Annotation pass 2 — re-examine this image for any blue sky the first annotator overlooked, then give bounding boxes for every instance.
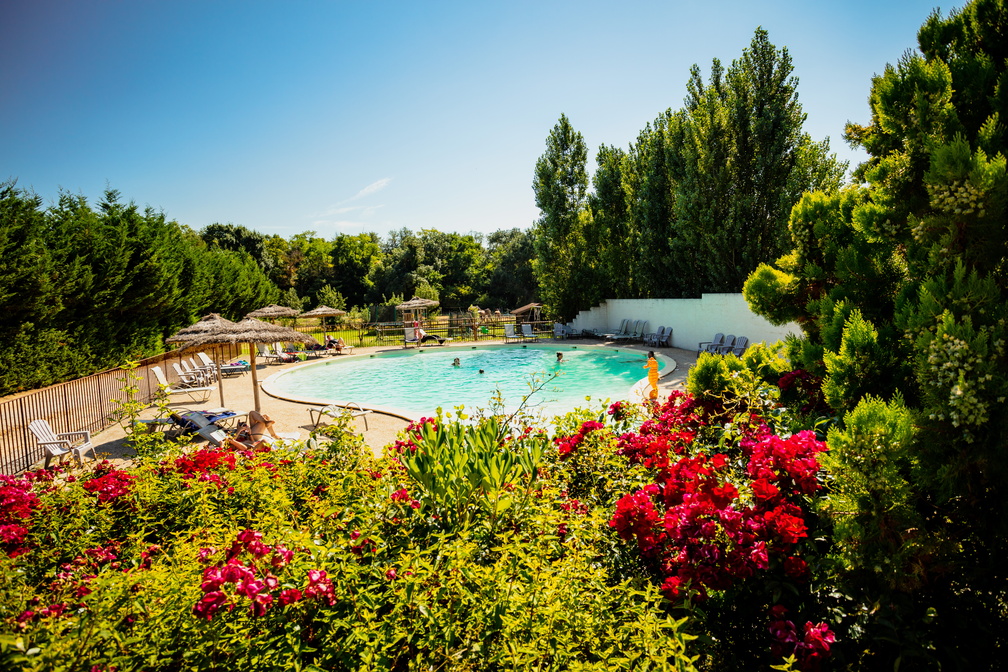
[2,0,945,239]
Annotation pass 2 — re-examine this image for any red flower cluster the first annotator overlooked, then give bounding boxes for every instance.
[390,487,420,509]
[49,542,123,599]
[744,429,825,502]
[605,392,833,669]
[777,369,830,416]
[0,474,38,557]
[349,529,377,556]
[390,417,438,454]
[607,401,630,421]
[16,602,68,629]
[608,395,827,604]
[554,420,604,458]
[194,528,333,620]
[171,447,237,478]
[615,392,703,468]
[769,605,835,671]
[81,462,135,504]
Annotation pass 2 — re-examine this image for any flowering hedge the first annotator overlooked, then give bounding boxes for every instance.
[598,392,836,671]
[0,348,859,672]
[0,413,696,671]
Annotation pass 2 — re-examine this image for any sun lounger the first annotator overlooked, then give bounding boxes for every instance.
[603,319,629,340]
[521,324,539,342]
[151,366,216,403]
[404,325,449,348]
[698,333,725,355]
[722,335,748,356]
[309,402,372,430]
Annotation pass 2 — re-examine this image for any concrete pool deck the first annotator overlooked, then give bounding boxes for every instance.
[79,339,697,469]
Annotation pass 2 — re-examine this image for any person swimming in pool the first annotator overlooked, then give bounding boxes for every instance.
[452,357,460,367]
[556,351,564,363]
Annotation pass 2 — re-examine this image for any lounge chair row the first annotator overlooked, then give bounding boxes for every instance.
[504,323,539,343]
[697,333,749,356]
[152,365,216,403]
[258,341,354,364]
[602,319,671,345]
[553,323,579,339]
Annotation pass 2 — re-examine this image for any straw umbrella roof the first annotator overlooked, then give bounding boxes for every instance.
[245,304,301,319]
[165,313,236,345]
[172,317,318,412]
[395,297,439,311]
[166,314,237,407]
[181,317,318,349]
[301,305,346,318]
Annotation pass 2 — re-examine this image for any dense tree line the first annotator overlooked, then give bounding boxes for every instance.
[1,184,539,395]
[0,185,279,395]
[745,0,1008,664]
[533,29,848,320]
[200,224,537,315]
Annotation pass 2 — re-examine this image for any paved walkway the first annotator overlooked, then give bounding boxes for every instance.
[83,340,697,468]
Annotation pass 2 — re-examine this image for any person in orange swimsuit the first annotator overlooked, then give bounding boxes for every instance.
[643,351,659,400]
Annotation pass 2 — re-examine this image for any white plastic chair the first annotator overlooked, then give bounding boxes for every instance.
[29,419,96,468]
[309,402,372,430]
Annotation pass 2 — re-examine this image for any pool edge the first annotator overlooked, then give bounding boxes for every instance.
[261,343,678,420]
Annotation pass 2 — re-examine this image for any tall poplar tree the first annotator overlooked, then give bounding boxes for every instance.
[590,144,636,298]
[532,114,591,320]
[677,29,845,293]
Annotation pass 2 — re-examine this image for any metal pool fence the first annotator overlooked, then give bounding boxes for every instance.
[0,343,244,475]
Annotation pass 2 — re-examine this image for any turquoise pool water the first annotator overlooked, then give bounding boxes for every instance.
[264,344,669,419]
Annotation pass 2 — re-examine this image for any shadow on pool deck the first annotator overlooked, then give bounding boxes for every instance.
[80,340,697,471]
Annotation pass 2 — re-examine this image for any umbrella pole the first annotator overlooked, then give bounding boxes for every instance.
[216,360,225,407]
[213,345,226,407]
[250,342,261,413]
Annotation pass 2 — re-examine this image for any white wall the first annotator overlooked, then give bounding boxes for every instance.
[568,294,801,351]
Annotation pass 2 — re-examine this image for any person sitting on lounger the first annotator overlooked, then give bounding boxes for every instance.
[227,410,282,451]
[325,336,348,353]
[413,320,446,345]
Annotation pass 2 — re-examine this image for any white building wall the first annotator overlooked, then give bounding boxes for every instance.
[568,294,802,351]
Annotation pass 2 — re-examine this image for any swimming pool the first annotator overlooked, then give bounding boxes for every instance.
[263,344,672,419]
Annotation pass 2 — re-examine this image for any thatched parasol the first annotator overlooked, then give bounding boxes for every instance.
[395,297,439,311]
[245,304,301,321]
[395,296,439,325]
[172,316,318,412]
[167,313,236,406]
[301,305,347,339]
[301,305,346,318]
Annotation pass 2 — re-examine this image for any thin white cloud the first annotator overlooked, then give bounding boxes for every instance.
[349,178,391,201]
[314,179,391,222]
